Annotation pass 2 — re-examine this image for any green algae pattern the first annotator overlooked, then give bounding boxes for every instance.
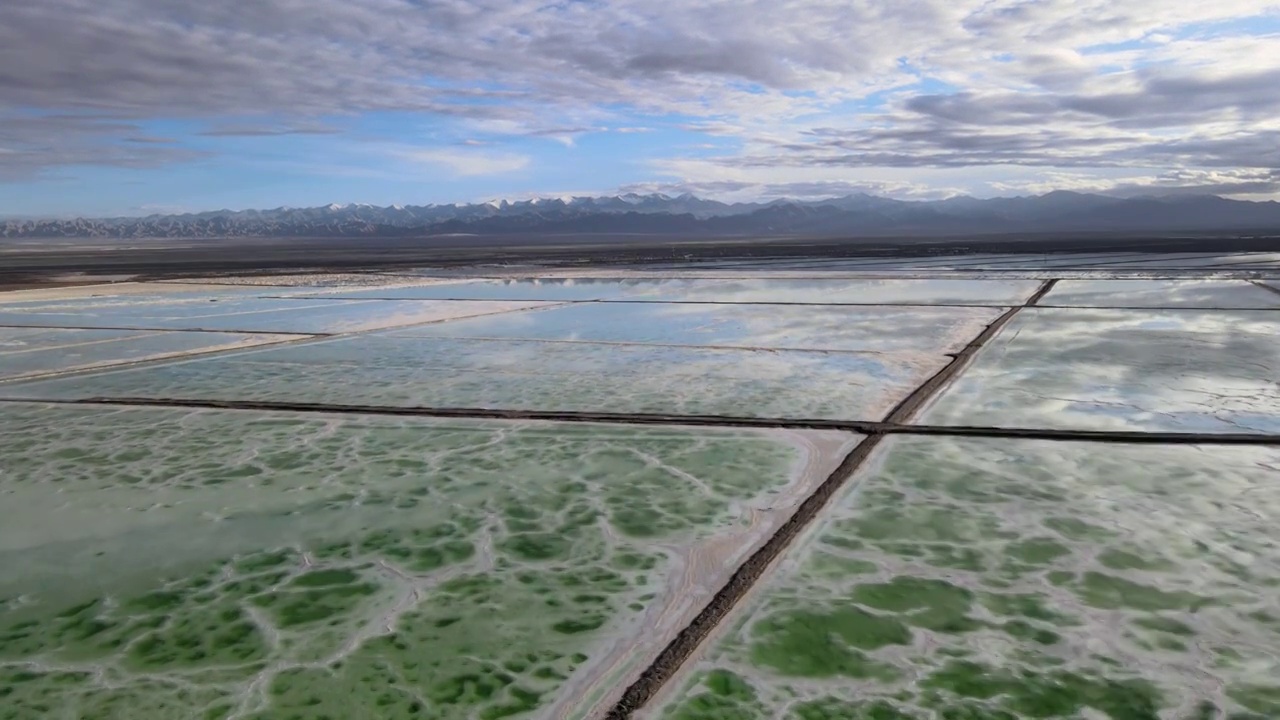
[655,437,1280,720]
[0,403,854,720]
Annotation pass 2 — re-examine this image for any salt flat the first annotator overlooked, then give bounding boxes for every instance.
[0,402,856,720]
[2,259,1278,720]
[650,437,1280,719]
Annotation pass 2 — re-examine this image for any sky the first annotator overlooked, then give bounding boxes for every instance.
[2,0,1279,217]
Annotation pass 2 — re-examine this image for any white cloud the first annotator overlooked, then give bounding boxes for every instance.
[2,0,1279,196]
[988,168,1280,198]
[132,203,195,214]
[402,148,531,176]
[12,0,1272,122]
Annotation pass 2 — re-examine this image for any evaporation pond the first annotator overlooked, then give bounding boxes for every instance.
[654,436,1280,720]
[391,302,1003,353]
[920,307,1280,433]
[297,277,1042,305]
[0,282,274,304]
[0,402,857,720]
[295,278,678,301]
[1,333,948,421]
[614,277,1042,304]
[0,292,552,334]
[0,327,300,380]
[1040,279,1280,309]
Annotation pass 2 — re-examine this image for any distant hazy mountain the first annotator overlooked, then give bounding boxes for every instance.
[4,191,1280,239]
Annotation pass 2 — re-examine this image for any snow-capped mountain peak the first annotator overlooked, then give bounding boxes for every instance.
[4,191,1278,239]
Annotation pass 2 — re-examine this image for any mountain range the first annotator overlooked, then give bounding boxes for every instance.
[4,191,1280,239]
